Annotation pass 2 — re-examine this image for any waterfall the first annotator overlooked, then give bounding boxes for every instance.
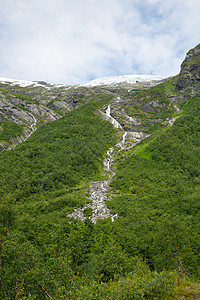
[106,105,123,129]
[68,104,129,223]
[122,131,127,144]
[105,104,128,152]
[25,113,37,141]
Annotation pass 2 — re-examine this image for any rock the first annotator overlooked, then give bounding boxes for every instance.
[111,106,142,131]
[67,180,112,224]
[68,105,151,224]
[48,100,72,112]
[0,141,9,151]
[0,99,33,124]
[0,97,60,123]
[176,43,200,95]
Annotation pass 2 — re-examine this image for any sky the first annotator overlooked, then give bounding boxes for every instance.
[0,0,200,85]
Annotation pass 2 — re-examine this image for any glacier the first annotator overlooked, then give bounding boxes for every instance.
[83,74,165,87]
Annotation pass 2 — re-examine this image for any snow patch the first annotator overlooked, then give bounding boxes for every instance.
[82,74,164,87]
[0,77,75,90]
[0,77,47,87]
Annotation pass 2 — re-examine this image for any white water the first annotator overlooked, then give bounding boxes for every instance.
[105,105,123,129]
[25,113,37,140]
[102,105,129,170]
[111,213,118,222]
[106,147,114,171]
[174,105,180,113]
[68,104,155,223]
[68,105,129,223]
[6,113,37,150]
[68,103,178,224]
[122,131,127,144]
[105,105,127,154]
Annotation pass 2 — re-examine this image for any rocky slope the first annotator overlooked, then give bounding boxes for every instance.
[0,76,168,150]
[1,43,200,150]
[176,43,200,96]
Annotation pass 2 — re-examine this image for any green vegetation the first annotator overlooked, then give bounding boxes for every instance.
[0,101,117,199]
[14,92,40,105]
[181,43,200,71]
[150,75,178,96]
[118,78,180,133]
[0,78,200,298]
[0,85,40,105]
[83,207,93,217]
[0,119,24,144]
[110,93,200,278]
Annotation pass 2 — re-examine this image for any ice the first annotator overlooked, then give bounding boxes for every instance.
[0,77,46,87]
[82,74,164,87]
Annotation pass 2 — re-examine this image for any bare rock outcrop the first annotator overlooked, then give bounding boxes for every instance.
[176,43,200,96]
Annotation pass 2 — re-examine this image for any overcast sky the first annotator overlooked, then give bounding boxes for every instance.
[0,0,199,85]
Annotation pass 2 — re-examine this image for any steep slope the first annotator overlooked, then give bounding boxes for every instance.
[1,44,200,299]
[176,43,200,96]
[0,76,166,150]
[0,73,174,151]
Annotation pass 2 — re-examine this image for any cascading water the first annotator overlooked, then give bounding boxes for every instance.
[105,105,123,129]
[27,114,37,138]
[105,105,127,151]
[7,113,37,150]
[68,104,155,223]
[122,132,127,144]
[68,104,128,223]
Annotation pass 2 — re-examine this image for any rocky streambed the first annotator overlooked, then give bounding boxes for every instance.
[68,105,149,223]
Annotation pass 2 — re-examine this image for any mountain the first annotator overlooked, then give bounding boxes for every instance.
[82,74,165,86]
[176,43,200,94]
[0,73,168,150]
[1,44,200,299]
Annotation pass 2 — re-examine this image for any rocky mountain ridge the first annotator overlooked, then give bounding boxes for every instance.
[176,43,200,95]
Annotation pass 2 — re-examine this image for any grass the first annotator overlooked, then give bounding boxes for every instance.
[131,142,151,159]
[150,76,178,96]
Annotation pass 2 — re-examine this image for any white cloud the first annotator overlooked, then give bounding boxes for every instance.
[0,0,199,84]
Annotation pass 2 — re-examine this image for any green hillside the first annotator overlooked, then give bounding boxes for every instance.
[110,92,200,273]
[1,45,200,299]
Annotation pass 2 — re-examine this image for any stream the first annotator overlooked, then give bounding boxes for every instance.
[25,113,37,140]
[68,103,179,223]
[7,113,37,150]
[68,105,129,223]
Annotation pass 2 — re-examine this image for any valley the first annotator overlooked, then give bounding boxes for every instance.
[0,44,200,299]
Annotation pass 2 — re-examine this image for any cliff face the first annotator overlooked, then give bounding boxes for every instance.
[176,43,200,95]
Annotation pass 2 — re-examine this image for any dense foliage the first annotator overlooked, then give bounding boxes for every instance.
[0,119,24,144]
[0,101,116,199]
[0,88,200,298]
[110,93,200,276]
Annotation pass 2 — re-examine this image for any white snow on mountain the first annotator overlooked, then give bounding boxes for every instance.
[0,74,165,88]
[0,77,47,87]
[83,74,165,87]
